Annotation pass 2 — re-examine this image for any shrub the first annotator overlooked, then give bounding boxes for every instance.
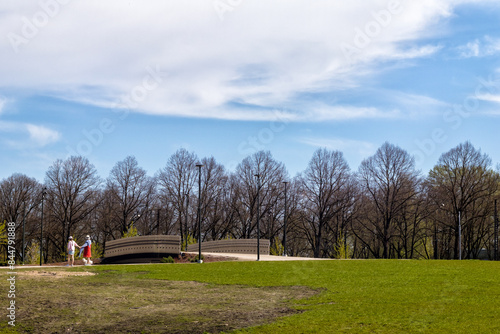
[190,254,204,263]
[122,222,138,238]
[270,236,284,256]
[333,232,351,259]
[92,242,104,259]
[0,220,7,246]
[25,240,41,265]
[182,233,197,251]
[161,256,175,263]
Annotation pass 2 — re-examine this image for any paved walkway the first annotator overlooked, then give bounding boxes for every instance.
[186,252,330,262]
[1,253,329,269]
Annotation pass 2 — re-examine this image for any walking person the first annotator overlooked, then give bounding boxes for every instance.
[67,236,80,267]
[79,235,93,265]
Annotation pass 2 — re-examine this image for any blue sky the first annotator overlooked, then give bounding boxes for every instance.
[1,1,500,182]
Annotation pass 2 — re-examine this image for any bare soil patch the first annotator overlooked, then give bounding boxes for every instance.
[4,269,317,333]
[18,270,96,278]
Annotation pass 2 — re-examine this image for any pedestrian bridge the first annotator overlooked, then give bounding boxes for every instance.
[187,239,270,255]
[102,235,181,264]
[101,235,269,264]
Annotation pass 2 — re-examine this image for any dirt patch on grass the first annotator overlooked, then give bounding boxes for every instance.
[18,270,96,278]
[4,270,318,333]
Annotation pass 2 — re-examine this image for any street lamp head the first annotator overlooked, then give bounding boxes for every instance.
[254,174,260,178]
[196,164,204,168]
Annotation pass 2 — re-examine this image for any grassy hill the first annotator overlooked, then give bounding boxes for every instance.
[2,260,499,333]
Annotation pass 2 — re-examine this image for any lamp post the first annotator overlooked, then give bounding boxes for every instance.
[458,210,462,260]
[254,174,260,261]
[283,181,288,257]
[184,194,189,251]
[22,201,26,264]
[196,163,203,263]
[40,187,47,266]
[156,208,161,235]
[433,219,438,260]
[494,199,498,261]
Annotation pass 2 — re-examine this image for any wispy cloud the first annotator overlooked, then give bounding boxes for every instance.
[476,93,500,116]
[304,105,400,121]
[390,45,443,60]
[0,97,5,115]
[0,121,61,148]
[0,1,466,122]
[388,91,448,118]
[477,93,500,103]
[457,36,500,58]
[25,124,61,146]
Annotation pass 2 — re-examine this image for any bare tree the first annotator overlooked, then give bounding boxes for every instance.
[107,156,156,235]
[297,148,352,258]
[0,173,41,223]
[0,173,42,260]
[283,177,312,257]
[355,142,420,259]
[392,184,430,259]
[45,156,102,258]
[94,188,121,241]
[158,148,198,249]
[198,156,229,241]
[427,141,499,259]
[231,151,288,242]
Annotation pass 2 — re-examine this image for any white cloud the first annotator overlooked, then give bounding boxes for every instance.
[387,91,449,118]
[0,121,61,148]
[304,105,400,121]
[457,36,500,58]
[459,40,481,58]
[390,45,443,59]
[477,93,500,103]
[0,101,4,117]
[0,0,487,121]
[25,124,61,146]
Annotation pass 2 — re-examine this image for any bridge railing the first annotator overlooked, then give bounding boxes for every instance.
[104,235,181,259]
[187,239,270,255]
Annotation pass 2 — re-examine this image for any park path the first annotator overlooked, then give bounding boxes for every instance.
[1,253,330,269]
[186,252,331,262]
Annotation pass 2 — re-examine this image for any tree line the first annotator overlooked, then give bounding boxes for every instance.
[1,141,499,263]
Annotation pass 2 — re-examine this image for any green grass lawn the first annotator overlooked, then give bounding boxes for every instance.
[2,260,499,333]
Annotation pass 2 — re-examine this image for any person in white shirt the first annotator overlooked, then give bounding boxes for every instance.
[67,236,80,267]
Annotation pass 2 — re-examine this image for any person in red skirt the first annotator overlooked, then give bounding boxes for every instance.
[79,235,92,265]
